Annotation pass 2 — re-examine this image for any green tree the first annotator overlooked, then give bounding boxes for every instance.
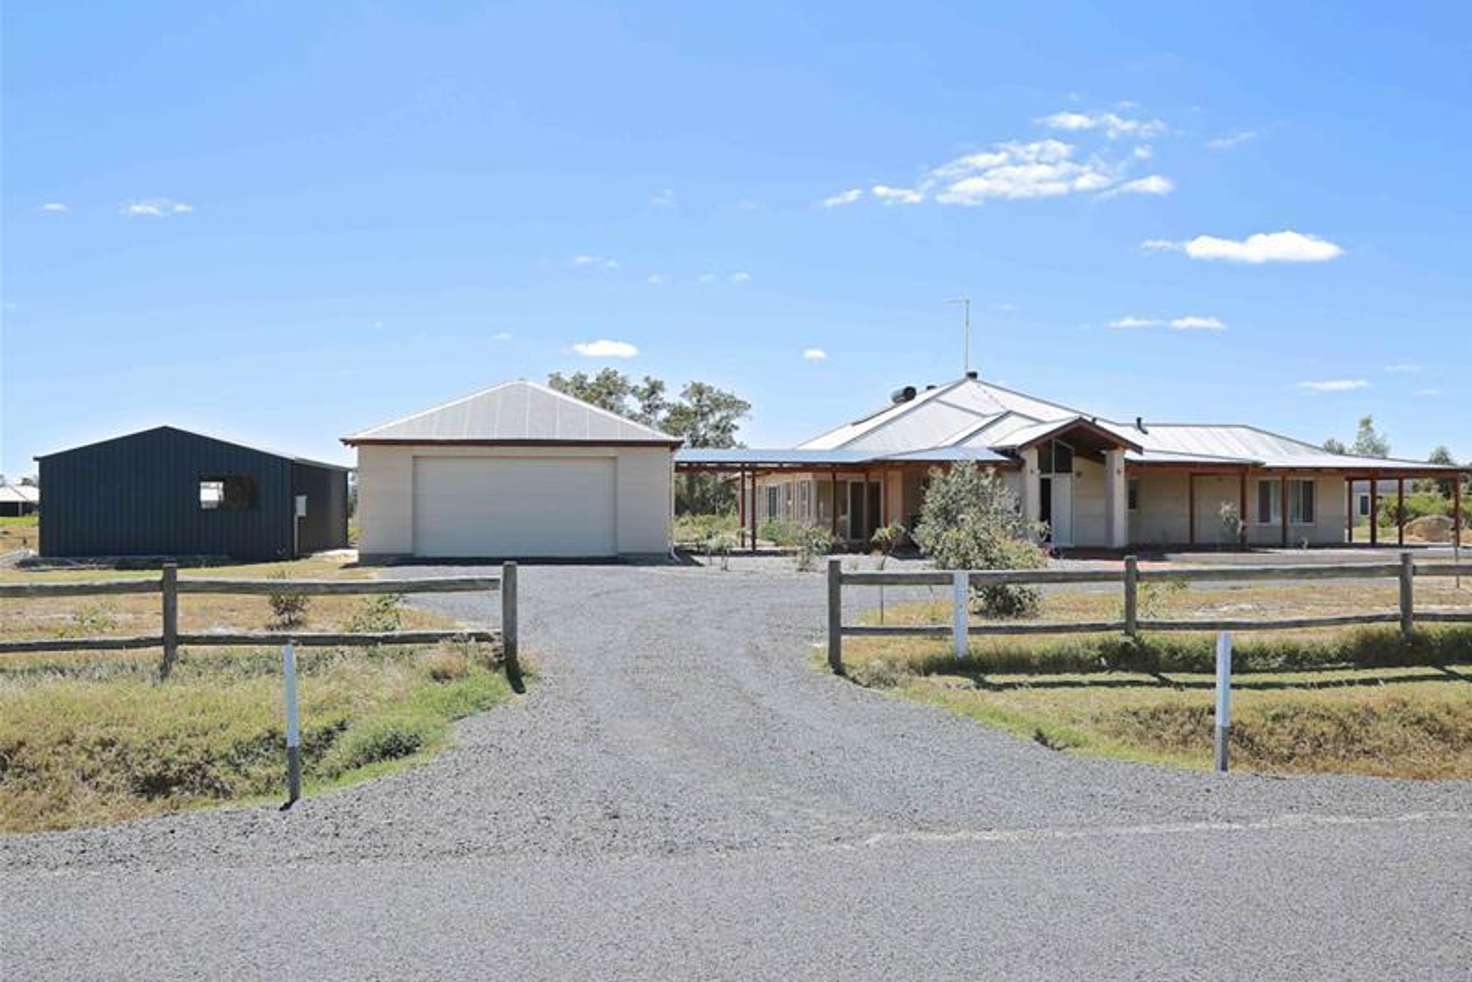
[1322,437,1348,455]
[911,463,1048,618]
[1421,445,1462,498]
[1352,415,1390,458]
[547,370,751,514]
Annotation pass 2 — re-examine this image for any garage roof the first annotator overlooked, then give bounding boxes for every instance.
[344,379,682,446]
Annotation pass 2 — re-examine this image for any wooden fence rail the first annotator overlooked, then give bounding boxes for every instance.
[0,563,520,684]
[826,554,1472,674]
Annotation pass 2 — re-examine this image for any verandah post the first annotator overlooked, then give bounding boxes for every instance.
[826,557,844,675]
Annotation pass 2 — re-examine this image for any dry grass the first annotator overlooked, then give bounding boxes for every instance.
[0,554,445,646]
[0,516,39,552]
[0,555,514,833]
[841,581,1472,780]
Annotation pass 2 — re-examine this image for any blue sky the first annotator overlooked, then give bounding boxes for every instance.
[3,1,1469,477]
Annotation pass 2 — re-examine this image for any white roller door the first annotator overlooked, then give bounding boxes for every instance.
[412,456,616,557]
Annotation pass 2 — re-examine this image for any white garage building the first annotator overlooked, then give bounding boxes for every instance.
[346,380,679,560]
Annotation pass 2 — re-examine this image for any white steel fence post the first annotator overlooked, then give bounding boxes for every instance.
[282,641,302,806]
[953,570,969,659]
[1214,631,1232,772]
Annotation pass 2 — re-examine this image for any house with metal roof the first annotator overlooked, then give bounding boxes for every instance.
[344,380,680,559]
[35,426,350,560]
[676,372,1465,552]
[0,481,40,517]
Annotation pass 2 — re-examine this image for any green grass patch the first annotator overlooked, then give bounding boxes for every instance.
[0,643,511,833]
[841,589,1472,779]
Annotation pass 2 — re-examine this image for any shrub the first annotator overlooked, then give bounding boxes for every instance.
[911,463,1049,618]
[794,526,834,571]
[674,512,739,545]
[321,716,428,776]
[705,532,737,570]
[266,568,310,628]
[418,650,469,682]
[346,593,406,633]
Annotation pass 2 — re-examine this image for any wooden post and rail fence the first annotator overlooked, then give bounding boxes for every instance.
[0,562,521,686]
[826,553,1472,676]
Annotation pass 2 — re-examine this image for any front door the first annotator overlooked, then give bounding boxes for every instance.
[847,481,865,541]
[1051,476,1074,547]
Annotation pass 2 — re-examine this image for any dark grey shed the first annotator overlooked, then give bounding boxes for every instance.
[36,426,350,560]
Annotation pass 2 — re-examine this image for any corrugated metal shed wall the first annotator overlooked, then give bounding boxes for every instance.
[290,462,349,553]
[38,427,294,559]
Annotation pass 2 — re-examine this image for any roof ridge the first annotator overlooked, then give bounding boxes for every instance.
[799,378,967,449]
[346,380,522,440]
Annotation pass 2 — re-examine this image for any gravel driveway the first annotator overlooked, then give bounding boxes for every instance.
[5,557,1470,980]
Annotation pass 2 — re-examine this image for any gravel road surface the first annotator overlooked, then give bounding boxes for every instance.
[5,557,1470,980]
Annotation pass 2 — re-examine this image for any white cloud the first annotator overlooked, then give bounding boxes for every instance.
[1415,388,1441,397]
[871,184,924,204]
[1206,130,1258,150]
[1037,110,1166,139]
[1296,379,1368,393]
[1133,144,1153,160]
[697,273,718,284]
[491,331,512,341]
[572,254,620,270]
[822,188,864,208]
[650,188,676,208]
[572,339,638,358]
[1383,363,1421,373]
[728,271,751,284]
[646,273,668,286]
[120,198,193,217]
[927,140,1116,204]
[1169,315,1226,330]
[1109,174,1174,196]
[802,348,828,361]
[1141,230,1345,263]
[1109,316,1162,328]
[39,202,69,213]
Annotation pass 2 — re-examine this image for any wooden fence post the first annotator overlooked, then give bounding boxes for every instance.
[1123,555,1139,639]
[827,557,844,674]
[159,563,179,680]
[501,562,520,687]
[1399,551,1414,640]
[1214,632,1232,772]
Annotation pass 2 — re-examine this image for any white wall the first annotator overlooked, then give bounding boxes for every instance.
[356,443,672,557]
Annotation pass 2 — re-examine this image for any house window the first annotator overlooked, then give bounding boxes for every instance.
[766,486,779,520]
[1037,440,1073,475]
[1290,480,1316,525]
[200,475,257,511]
[1256,480,1280,525]
[1127,479,1139,511]
[1358,493,1371,517]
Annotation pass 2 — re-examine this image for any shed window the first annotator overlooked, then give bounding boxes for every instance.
[200,475,257,511]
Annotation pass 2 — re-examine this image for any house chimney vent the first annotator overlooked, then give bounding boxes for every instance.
[965,370,979,380]
[1136,416,1148,433]
[891,386,918,405]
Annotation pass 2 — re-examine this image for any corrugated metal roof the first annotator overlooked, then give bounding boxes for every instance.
[674,446,1010,467]
[345,380,680,445]
[0,483,39,504]
[790,376,1463,471]
[35,425,351,471]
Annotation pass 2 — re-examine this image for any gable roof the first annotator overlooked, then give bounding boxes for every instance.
[343,379,681,446]
[35,425,350,471]
[795,376,1463,472]
[0,483,39,504]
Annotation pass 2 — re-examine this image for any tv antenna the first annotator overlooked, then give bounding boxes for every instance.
[945,296,972,375]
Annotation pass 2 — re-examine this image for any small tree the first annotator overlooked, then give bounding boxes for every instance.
[870,523,906,623]
[1352,415,1390,458]
[1218,502,1244,548]
[911,463,1048,618]
[266,568,311,628]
